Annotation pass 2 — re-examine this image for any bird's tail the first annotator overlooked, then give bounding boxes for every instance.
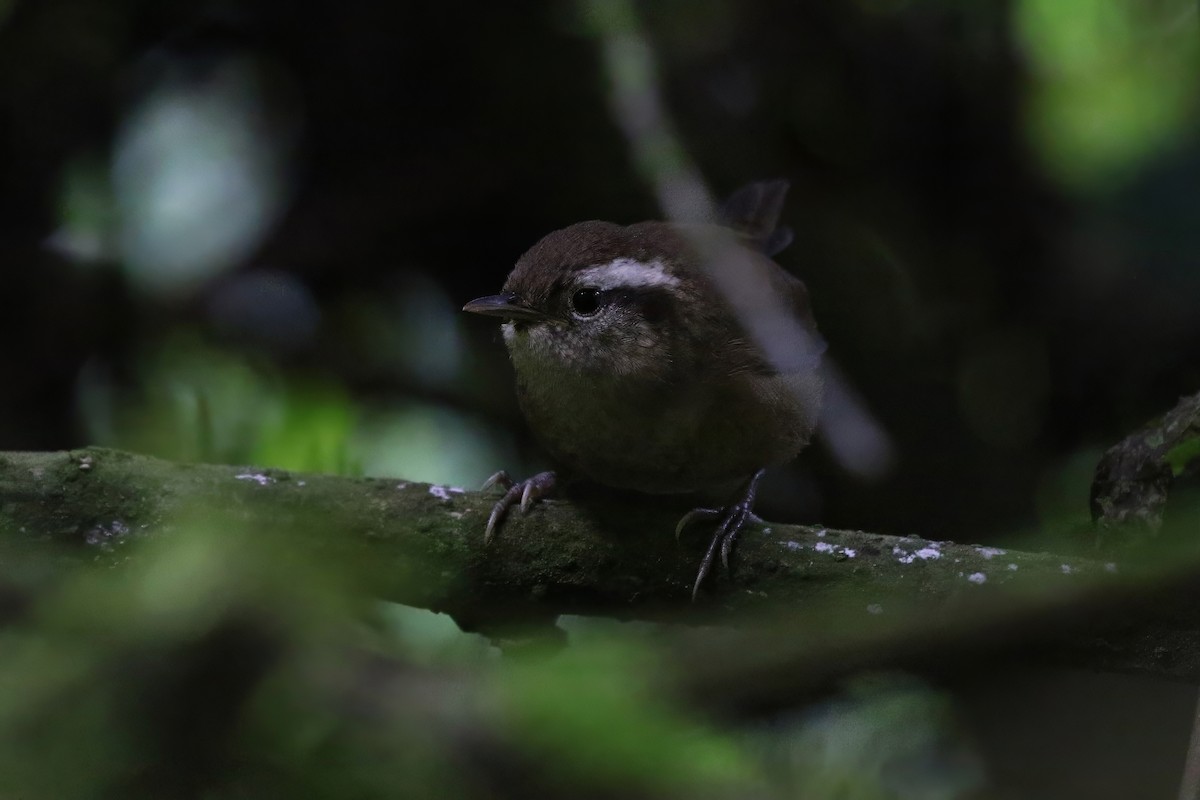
[717,179,794,256]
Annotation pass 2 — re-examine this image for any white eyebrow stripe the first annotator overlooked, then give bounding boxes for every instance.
[576,258,680,291]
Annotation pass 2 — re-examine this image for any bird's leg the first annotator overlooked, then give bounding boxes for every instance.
[676,469,766,600]
[481,470,557,543]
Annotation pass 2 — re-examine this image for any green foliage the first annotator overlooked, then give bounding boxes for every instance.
[749,677,985,800]
[0,525,773,799]
[1017,0,1200,190]
[501,641,757,797]
[55,155,118,262]
[0,525,358,797]
[1166,437,1200,477]
[78,334,513,487]
[354,403,512,489]
[80,335,360,473]
[251,382,361,476]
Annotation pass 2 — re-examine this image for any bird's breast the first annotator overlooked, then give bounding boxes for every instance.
[512,356,822,494]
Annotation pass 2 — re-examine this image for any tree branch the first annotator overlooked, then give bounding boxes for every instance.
[1,447,1198,698]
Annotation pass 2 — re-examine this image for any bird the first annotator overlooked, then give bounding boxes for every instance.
[463,180,824,598]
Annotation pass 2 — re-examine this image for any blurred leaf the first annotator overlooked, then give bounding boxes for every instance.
[80,334,276,463]
[81,335,360,473]
[749,676,986,800]
[375,601,498,665]
[48,155,117,264]
[1035,447,1106,539]
[356,403,513,487]
[80,334,522,482]
[1166,437,1200,477]
[500,640,758,798]
[1018,0,1200,190]
[251,382,361,475]
[0,524,362,798]
[0,520,774,799]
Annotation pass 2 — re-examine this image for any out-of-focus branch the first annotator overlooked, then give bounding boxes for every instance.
[1092,390,1200,547]
[3,448,1200,698]
[1087,390,1200,800]
[579,0,895,478]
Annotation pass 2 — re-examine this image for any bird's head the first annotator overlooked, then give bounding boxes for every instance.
[464,220,705,381]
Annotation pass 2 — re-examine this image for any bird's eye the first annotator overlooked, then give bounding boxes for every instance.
[570,287,603,317]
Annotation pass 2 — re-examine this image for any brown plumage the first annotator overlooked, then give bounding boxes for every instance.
[464,180,824,597]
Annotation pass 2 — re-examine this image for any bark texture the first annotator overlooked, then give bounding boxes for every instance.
[2,447,1199,700]
[1092,390,1200,547]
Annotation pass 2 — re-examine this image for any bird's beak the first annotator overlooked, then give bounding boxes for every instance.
[462,292,546,322]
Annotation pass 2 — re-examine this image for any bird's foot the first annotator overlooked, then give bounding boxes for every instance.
[675,469,766,600]
[481,470,557,544]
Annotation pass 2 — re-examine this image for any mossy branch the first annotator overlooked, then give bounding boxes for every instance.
[1,447,1198,701]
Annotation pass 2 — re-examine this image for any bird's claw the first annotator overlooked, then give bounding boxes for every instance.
[520,480,539,513]
[678,469,766,600]
[674,508,721,540]
[675,507,764,540]
[690,506,752,600]
[482,471,556,544]
[482,470,515,492]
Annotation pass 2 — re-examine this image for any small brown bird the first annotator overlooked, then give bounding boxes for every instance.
[464,180,824,597]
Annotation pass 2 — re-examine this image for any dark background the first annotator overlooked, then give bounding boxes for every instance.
[1,1,1199,797]
[3,0,1197,548]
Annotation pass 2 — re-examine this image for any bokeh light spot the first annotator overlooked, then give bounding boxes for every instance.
[112,56,299,295]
